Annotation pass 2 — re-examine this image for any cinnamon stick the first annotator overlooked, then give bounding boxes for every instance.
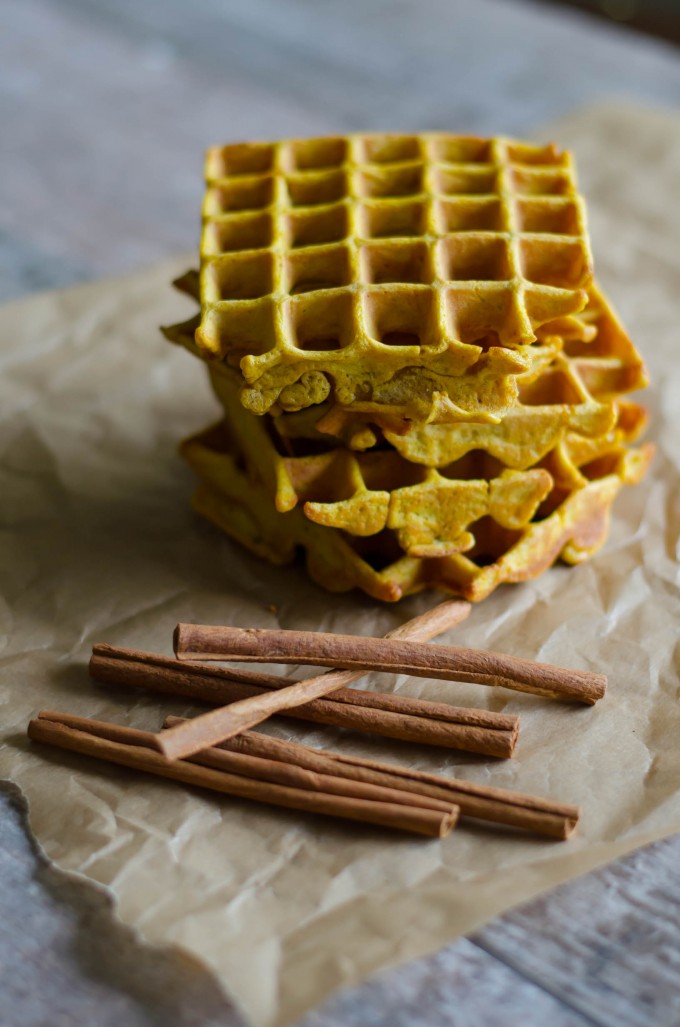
[163,715,579,839]
[90,646,518,760]
[28,711,458,838]
[174,623,606,706]
[157,601,473,759]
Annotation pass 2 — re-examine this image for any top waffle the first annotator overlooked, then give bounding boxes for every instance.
[197,133,593,416]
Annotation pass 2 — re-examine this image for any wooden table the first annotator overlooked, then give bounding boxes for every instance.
[2,1,679,1024]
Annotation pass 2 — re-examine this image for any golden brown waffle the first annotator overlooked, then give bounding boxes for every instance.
[381,280,649,465]
[165,274,643,438]
[225,280,646,466]
[163,135,650,603]
[195,134,593,417]
[204,356,650,555]
[165,270,561,424]
[201,361,555,557]
[179,409,652,603]
[165,271,651,575]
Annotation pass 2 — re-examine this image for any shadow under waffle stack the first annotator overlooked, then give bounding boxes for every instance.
[162,132,652,602]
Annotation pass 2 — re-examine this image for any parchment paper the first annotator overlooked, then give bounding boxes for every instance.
[1,103,679,1027]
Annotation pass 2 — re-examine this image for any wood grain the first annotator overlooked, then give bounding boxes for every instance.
[474,833,680,1027]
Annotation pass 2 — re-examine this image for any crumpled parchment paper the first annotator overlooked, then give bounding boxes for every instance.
[1,103,679,1027]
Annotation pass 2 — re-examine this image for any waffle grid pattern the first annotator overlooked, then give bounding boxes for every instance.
[198,134,593,414]
[161,132,651,603]
[166,279,648,458]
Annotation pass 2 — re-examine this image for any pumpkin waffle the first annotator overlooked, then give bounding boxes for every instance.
[194,133,593,418]
[165,269,563,425]
[164,278,647,464]
[196,360,552,556]
[162,133,650,602]
[379,279,648,464]
[197,360,649,556]
[269,283,646,458]
[179,406,652,603]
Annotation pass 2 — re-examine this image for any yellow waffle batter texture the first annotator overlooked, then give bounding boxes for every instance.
[162,132,652,602]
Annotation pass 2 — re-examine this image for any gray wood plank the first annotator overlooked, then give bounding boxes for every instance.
[473,833,680,1027]
[5,771,680,1027]
[299,936,595,1027]
[0,0,331,298]
[58,0,680,126]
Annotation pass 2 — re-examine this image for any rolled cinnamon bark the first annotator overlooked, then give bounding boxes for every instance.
[90,646,518,761]
[174,623,606,705]
[28,711,458,838]
[163,715,579,840]
[99,600,475,762]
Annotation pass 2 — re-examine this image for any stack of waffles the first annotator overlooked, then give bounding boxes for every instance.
[163,133,652,602]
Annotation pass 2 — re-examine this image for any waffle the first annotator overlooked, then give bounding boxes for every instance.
[163,133,650,602]
[201,354,649,552]
[165,270,563,425]
[166,273,650,571]
[197,360,553,555]
[265,280,647,463]
[179,409,652,603]
[166,273,643,446]
[382,279,648,464]
[194,133,593,418]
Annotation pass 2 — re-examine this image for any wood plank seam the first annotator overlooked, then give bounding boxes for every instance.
[470,937,626,1027]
